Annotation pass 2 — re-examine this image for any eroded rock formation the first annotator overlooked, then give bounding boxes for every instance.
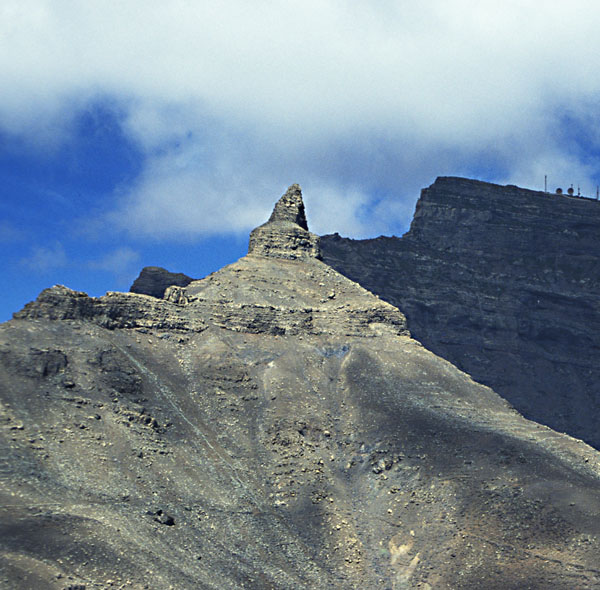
[2,183,600,589]
[248,184,322,259]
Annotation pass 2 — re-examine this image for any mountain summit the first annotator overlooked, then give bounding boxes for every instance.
[2,183,600,589]
[266,183,309,228]
[248,184,322,259]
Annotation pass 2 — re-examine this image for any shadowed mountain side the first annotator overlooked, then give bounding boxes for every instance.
[2,184,600,589]
[321,177,600,449]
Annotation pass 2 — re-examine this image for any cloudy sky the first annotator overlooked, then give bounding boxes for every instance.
[2,1,600,320]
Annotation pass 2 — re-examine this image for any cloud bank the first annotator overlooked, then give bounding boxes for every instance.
[3,1,600,237]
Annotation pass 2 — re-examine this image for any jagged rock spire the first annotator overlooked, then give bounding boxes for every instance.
[248,184,322,260]
[267,184,309,229]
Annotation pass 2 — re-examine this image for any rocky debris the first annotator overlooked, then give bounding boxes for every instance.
[179,254,408,337]
[148,509,175,526]
[93,348,144,398]
[130,266,194,298]
[0,347,67,378]
[248,184,322,259]
[2,183,600,589]
[321,176,600,449]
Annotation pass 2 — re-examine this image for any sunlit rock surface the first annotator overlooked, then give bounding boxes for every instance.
[2,183,600,589]
[248,184,322,260]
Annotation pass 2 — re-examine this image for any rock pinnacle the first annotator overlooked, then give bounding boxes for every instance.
[248,184,322,259]
[267,184,309,229]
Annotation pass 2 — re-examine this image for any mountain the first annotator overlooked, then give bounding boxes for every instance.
[321,177,600,449]
[2,184,600,589]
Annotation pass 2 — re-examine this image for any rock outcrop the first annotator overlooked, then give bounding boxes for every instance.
[321,176,600,448]
[2,183,600,589]
[130,266,194,298]
[16,264,407,339]
[248,184,322,259]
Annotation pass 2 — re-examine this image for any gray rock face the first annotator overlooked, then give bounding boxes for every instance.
[248,184,322,259]
[321,176,600,448]
[266,183,309,228]
[130,266,194,298]
[2,184,600,589]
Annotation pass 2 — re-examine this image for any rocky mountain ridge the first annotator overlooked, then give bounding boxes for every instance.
[2,184,600,589]
[248,183,322,260]
[321,177,600,448]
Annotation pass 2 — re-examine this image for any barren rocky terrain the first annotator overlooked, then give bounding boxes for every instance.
[322,177,600,449]
[2,184,600,589]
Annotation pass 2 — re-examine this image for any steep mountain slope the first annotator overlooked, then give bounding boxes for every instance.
[321,177,600,448]
[2,185,600,589]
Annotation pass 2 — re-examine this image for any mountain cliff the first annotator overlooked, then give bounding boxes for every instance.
[321,177,600,449]
[2,185,600,589]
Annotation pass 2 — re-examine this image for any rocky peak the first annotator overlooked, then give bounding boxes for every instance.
[248,184,321,259]
[267,183,309,229]
[5,177,600,589]
[14,182,407,338]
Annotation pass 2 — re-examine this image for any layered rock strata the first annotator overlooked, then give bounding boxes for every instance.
[2,183,600,589]
[16,260,408,338]
[321,176,600,448]
[248,184,322,259]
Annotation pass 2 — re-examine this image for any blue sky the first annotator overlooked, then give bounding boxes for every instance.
[3,1,600,321]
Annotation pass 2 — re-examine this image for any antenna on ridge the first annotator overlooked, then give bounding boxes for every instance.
[544,175,547,192]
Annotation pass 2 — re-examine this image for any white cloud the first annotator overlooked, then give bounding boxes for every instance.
[89,246,140,285]
[108,144,278,239]
[302,183,374,238]
[89,246,139,271]
[20,242,67,272]
[3,1,600,236]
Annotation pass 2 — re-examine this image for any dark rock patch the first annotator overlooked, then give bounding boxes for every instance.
[130,266,194,299]
[321,176,600,448]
